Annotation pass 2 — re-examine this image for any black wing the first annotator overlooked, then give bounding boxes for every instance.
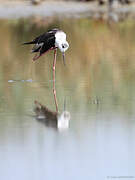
[32,35,55,54]
[23,28,59,52]
[33,28,59,44]
[23,28,59,61]
[31,29,59,54]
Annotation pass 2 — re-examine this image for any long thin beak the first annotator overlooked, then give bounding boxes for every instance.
[62,52,66,66]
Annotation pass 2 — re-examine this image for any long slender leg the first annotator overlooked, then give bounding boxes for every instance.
[53,49,58,113]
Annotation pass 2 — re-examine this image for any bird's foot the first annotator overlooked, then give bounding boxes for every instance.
[33,53,41,61]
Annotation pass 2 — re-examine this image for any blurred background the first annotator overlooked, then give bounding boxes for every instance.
[0,1,135,180]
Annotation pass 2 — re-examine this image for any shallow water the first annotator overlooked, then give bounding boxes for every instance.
[0,18,135,180]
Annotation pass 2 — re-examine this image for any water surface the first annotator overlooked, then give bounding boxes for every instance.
[0,19,135,180]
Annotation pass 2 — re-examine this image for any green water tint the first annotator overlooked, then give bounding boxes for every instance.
[0,18,135,114]
[0,18,135,180]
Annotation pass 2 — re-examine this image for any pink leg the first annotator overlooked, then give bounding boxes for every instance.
[53,49,58,113]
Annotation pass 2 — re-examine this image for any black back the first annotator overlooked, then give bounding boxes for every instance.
[33,28,59,44]
[24,28,60,55]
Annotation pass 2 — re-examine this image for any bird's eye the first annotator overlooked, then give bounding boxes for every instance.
[62,43,68,49]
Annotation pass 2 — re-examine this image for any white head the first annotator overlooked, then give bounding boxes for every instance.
[57,111,70,130]
[55,31,69,65]
[55,31,69,52]
[58,41,69,53]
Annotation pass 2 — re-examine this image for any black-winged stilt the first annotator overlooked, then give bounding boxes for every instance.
[23,28,69,112]
[23,28,69,64]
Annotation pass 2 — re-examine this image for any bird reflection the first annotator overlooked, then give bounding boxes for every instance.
[34,100,70,130]
[34,69,70,130]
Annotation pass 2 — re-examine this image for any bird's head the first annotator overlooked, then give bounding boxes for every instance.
[58,41,69,53]
[57,111,70,130]
[58,41,69,65]
[55,31,69,65]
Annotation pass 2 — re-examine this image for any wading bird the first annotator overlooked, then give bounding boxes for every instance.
[23,28,69,66]
[23,28,69,112]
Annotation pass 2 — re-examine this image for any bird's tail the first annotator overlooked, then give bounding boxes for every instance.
[22,41,35,45]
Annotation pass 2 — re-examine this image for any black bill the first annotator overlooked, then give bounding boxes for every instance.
[62,52,66,66]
